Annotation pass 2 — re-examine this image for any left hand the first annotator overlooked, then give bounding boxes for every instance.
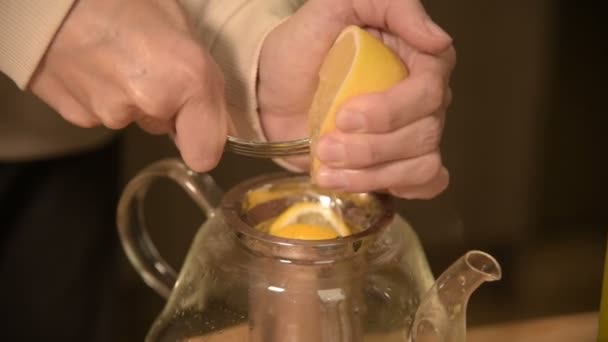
[257,0,456,199]
[29,0,231,172]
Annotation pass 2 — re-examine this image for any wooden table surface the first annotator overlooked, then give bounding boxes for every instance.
[189,311,599,341]
[468,311,598,342]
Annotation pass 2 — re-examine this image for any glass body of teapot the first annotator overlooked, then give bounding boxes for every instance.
[117,159,501,342]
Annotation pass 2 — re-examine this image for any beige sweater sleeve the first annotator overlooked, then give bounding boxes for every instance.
[0,0,302,151]
[0,0,76,89]
[180,0,302,141]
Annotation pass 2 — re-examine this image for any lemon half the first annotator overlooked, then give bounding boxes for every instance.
[268,202,351,240]
[309,25,409,174]
[258,26,406,241]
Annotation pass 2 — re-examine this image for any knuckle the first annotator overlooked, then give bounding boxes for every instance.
[181,58,209,86]
[385,110,403,132]
[378,94,404,132]
[136,99,158,118]
[363,140,378,165]
[372,96,392,131]
[180,47,223,90]
[412,152,442,185]
[180,56,225,106]
[421,75,445,113]
[132,90,173,120]
[445,87,453,108]
[352,171,377,192]
[100,115,131,129]
[137,117,172,135]
[97,106,133,129]
[131,47,217,119]
[333,169,368,193]
[79,118,100,128]
[445,46,457,68]
[416,116,442,152]
[66,114,99,128]
[349,137,375,167]
[349,94,386,132]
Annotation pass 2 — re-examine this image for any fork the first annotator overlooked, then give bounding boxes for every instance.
[224,135,310,158]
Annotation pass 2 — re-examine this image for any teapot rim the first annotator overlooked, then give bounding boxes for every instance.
[219,172,395,262]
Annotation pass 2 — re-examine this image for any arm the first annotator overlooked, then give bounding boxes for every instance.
[0,0,76,88]
[188,0,456,199]
[179,0,303,142]
[1,0,300,172]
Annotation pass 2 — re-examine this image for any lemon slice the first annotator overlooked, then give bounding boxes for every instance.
[244,183,308,210]
[271,224,339,240]
[309,25,409,175]
[268,202,351,239]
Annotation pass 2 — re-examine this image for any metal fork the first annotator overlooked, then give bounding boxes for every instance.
[224,135,310,158]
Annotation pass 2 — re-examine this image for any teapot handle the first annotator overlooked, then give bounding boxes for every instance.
[116,158,223,298]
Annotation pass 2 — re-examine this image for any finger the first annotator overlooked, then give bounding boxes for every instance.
[57,99,100,128]
[95,103,140,130]
[336,74,452,133]
[335,47,454,134]
[174,94,227,172]
[349,0,452,54]
[373,31,457,80]
[317,112,444,168]
[388,166,450,199]
[407,46,457,82]
[30,76,100,128]
[89,85,138,129]
[315,151,443,192]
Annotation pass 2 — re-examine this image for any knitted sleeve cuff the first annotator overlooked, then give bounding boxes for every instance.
[0,0,76,89]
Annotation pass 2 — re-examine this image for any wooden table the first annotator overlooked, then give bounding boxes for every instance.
[468,312,598,342]
[188,312,599,341]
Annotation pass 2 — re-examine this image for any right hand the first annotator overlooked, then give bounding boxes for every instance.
[29,0,230,172]
[257,0,455,199]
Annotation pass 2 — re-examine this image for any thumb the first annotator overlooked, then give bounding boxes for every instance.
[174,93,228,173]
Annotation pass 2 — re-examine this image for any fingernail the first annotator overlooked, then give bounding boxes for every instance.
[315,168,348,189]
[424,17,450,40]
[316,137,345,165]
[336,109,366,132]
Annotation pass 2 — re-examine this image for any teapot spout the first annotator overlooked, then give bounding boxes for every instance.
[412,251,502,342]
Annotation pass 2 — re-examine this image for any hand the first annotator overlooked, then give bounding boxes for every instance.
[258,0,456,199]
[29,0,230,172]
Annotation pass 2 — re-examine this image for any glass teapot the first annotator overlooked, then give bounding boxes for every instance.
[117,159,502,342]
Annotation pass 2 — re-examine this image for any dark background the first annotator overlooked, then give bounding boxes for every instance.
[111,0,607,339]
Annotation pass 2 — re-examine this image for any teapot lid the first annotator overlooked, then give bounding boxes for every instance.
[220,173,395,263]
